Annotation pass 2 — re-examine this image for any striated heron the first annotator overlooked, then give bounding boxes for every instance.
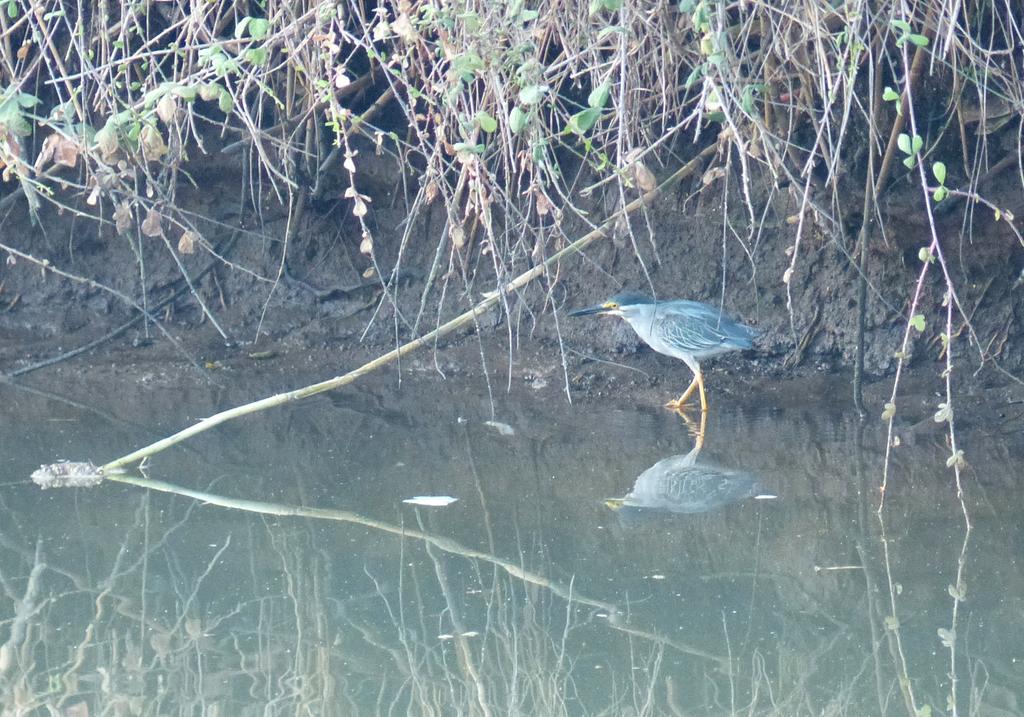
[604,450,762,515]
[569,292,758,412]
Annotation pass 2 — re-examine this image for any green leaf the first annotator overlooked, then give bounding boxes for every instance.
[933,186,948,202]
[173,85,198,102]
[691,2,709,29]
[218,89,234,114]
[881,402,896,421]
[908,33,929,47]
[589,0,622,14]
[16,92,39,109]
[911,134,923,154]
[458,11,481,33]
[452,52,484,81]
[741,84,760,115]
[245,47,268,65]
[882,86,900,102]
[521,9,538,21]
[931,161,946,185]
[946,449,966,468]
[250,18,270,40]
[566,107,602,135]
[234,16,251,39]
[902,155,917,169]
[684,63,705,89]
[588,81,611,109]
[475,110,497,133]
[125,121,142,144]
[6,0,18,19]
[518,84,548,105]
[890,19,912,33]
[910,314,925,332]
[452,141,485,154]
[918,246,935,263]
[509,106,528,134]
[897,133,911,155]
[933,402,952,423]
[531,140,546,164]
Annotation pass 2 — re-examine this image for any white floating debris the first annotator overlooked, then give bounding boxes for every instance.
[754,493,778,500]
[483,420,515,436]
[402,496,458,507]
[438,631,479,640]
[31,461,104,489]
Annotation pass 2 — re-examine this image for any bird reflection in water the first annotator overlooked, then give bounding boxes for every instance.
[606,412,772,516]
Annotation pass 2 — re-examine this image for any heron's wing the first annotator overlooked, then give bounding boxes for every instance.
[628,464,759,513]
[655,301,755,354]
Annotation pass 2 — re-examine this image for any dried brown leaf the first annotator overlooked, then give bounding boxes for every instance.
[156,94,177,124]
[149,632,171,658]
[141,208,163,237]
[52,136,79,168]
[114,202,133,234]
[633,162,657,192]
[185,618,203,639]
[701,166,726,186]
[359,234,373,255]
[450,224,465,248]
[63,701,89,717]
[535,191,552,216]
[424,181,439,204]
[141,125,168,159]
[178,230,197,255]
[393,13,417,42]
[199,83,220,102]
[94,126,118,162]
[34,133,80,172]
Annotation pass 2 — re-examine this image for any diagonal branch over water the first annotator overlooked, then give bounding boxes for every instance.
[93,144,718,473]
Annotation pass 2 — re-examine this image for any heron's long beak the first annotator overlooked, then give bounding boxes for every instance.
[568,303,617,317]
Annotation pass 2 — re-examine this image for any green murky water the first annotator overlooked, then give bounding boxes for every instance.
[1,370,1021,715]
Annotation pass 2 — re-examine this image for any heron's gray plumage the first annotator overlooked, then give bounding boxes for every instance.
[609,295,757,362]
[619,453,760,513]
[567,291,758,409]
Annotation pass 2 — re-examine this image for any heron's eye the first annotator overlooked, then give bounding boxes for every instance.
[604,302,618,310]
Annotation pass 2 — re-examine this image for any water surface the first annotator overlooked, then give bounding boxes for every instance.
[1,369,1020,715]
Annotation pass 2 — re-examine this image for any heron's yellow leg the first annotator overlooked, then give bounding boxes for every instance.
[694,407,706,450]
[664,376,699,410]
[671,400,707,450]
[665,368,707,413]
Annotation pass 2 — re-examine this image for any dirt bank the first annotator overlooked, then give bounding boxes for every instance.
[1,137,1022,410]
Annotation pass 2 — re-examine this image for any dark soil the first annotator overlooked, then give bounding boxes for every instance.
[1,138,1023,424]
